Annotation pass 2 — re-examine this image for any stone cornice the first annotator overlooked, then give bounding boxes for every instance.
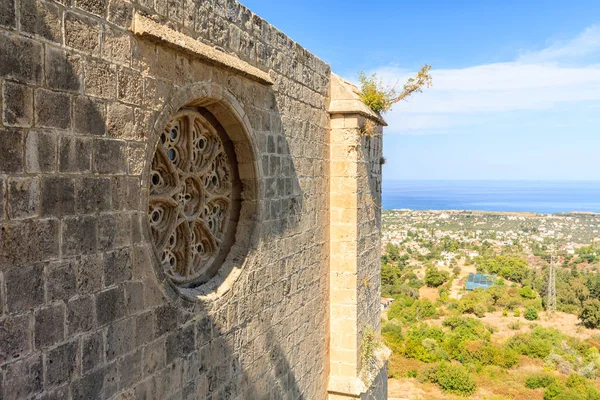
[328,73,387,126]
[131,13,274,86]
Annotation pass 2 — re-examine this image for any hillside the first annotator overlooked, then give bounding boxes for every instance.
[382,210,600,399]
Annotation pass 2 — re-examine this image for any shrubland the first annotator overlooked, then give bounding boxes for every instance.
[381,242,600,398]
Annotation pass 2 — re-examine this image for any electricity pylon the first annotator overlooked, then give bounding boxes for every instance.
[547,252,557,317]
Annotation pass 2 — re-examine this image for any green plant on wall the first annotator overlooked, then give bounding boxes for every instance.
[358,65,433,115]
[360,325,383,384]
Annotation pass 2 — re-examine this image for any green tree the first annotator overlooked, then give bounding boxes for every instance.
[524,307,538,321]
[519,286,537,299]
[425,267,450,288]
[476,256,529,283]
[571,278,590,305]
[388,299,437,323]
[435,362,477,396]
[381,263,401,287]
[579,299,600,328]
[382,243,401,263]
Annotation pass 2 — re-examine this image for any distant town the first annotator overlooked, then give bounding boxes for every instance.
[383,209,600,268]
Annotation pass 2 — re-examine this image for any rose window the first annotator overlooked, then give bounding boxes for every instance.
[148,110,233,286]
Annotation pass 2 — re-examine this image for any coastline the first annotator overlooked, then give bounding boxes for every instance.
[383,209,600,216]
[382,180,600,214]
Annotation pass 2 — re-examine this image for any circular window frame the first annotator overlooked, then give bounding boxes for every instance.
[143,83,262,302]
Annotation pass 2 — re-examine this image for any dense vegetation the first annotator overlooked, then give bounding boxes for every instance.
[381,240,600,398]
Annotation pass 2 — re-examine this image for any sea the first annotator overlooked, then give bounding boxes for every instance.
[382,180,600,214]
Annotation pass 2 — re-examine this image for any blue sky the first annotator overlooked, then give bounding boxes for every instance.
[242,0,600,180]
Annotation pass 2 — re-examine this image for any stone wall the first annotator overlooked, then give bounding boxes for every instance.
[328,74,387,399]
[0,0,334,398]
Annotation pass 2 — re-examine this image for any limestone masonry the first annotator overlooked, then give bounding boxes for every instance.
[0,0,387,398]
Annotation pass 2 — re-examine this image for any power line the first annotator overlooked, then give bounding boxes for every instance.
[547,251,557,316]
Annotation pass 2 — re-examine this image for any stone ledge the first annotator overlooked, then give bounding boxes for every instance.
[328,345,391,398]
[328,375,368,397]
[328,73,387,126]
[131,13,273,86]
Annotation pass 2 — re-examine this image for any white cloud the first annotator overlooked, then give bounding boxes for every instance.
[518,25,600,63]
[370,25,600,134]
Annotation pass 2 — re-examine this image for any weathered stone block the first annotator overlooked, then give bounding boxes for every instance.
[124,280,144,315]
[131,212,144,244]
[128,142,146,175]
[96,286,125,326]
[0,314,31,365]
[196,316,213,348]
[64,12,100,55]
[104,248,132,286]
[141,276,166,308]
[0,177,4,220]
[84,60,116,99]
[166,325,195,365]
[7,177,39,219]
[143,337,165,375]
[0,0,16,29]
[109,176,128,211]
[35,89,71,129]
[62,215,97,256]
[103,27,131,65]
[34,303,65,349]
[37,385,69,400]
[26,131,57,172]
[20,0,61,42]
[70,364,106,400]
[45,46,81,92]
[108,0,133,28]
[73,96,106,136]
[98,213,131,250]
[118,348,142,389]
[0,32,42,84]
[47,260,77,301]
[106,316,134,360]
[76,254,103,294]
[142,77,169,110]
[92,139,127,174]
[117,68,143,105]
[155,304,178,337]
[135,311,154,346]
[40,176,74,216]
[126,177,141,209]
[0,129,24,173]
[81,330,104,373]
[59,136,91,173]
[104,360,119,398]
[106,102,135,139]
[2,81,33,127]
[45,340,78,386]
[75,0,106,16]
[0,219,59,269]
[2,354,43,400]
[76,177,112,213]
[67,295,94,334]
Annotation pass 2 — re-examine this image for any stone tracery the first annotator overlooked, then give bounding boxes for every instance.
[149,109,232,285]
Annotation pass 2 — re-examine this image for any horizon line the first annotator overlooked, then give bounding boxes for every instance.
[383,179,600,182]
